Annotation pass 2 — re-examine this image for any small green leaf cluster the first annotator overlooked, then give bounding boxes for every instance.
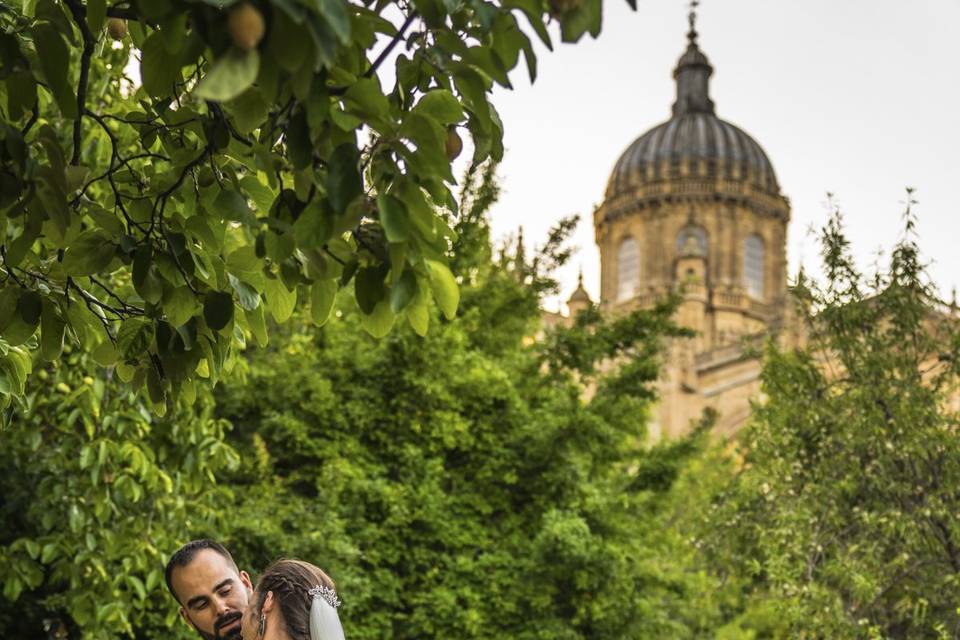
[0,0,621,408]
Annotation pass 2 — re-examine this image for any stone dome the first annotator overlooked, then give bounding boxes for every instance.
[605,26,780,199]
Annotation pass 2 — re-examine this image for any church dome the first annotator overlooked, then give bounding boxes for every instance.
[605,23,779,199]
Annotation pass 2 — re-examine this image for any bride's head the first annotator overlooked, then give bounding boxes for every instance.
[240,559,340,640]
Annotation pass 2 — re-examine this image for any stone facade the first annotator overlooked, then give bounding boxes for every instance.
[569,16,797,439]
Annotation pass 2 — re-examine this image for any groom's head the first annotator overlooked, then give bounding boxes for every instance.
[165,540,253,640]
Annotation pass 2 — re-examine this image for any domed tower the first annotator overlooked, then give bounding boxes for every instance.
[593,9,791,438]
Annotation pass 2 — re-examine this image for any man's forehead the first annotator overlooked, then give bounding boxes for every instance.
[172,549,239,598]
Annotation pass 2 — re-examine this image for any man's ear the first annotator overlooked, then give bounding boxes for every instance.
[240,570,253,591]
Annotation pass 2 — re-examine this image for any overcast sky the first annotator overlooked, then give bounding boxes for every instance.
[479,0,960,312]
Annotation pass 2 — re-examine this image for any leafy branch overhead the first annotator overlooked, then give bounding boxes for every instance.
[0,0,619,410]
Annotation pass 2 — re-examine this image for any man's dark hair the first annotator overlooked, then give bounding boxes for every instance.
[165,539,239,603]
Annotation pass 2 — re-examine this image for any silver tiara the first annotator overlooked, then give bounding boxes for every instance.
[308,584,341,609]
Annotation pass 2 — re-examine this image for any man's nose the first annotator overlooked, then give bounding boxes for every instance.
[214,597,231,617]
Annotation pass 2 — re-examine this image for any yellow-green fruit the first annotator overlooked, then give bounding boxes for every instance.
[228,2,266,51]
[196,166,216,187]
[107,17,128,40]
[445,127,463,161]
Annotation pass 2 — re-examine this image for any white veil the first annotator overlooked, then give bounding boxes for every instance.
[308,585,345,640]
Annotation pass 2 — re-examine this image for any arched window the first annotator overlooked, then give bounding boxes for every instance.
[743,234,765,299]
[617,237,640,301]
[676,226,708,256]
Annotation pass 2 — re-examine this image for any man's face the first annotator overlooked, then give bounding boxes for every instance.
[171,549,253,640]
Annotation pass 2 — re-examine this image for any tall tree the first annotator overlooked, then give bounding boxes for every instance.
[705,194,960,638]
[0,0,626,411]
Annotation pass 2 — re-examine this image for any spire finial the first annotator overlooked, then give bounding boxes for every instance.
[687,0,699,45]
[577,267,584,288]
[672,0,713,116]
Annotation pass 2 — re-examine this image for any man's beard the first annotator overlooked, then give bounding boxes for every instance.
[194,610,243,640]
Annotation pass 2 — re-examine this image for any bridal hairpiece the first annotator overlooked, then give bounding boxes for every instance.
[308,584,341,609]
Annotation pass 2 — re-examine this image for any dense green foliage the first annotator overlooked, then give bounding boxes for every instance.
[0,0,622,411]
[1,166,729,638]
[706,198,960,639]
[213,171,717,639]
[0,348,238,637]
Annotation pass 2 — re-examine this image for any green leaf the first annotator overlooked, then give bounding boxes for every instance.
[91,340,119,366]
[40,543,57,564]
[426,259,459,320]
[344,77,390,121]
[116,317,154,359]
[399,113,452,181]
[140,31,183,99]
[223,88,270,134]
[268,9,310,72]
[62,231,116,276]
[226,245,263,279]
[325,144,362,214]
[86,0,107,32]
[377,194,410,243]
[504,0,552,50]
[355,266,386,314]
[203,291,235,331]
[263,277,297,323]
[390,268,417,313]
[195,49,260,102]
[0,288,19,332]
[559,0,601,43]
[414,89,464,124]
[406,285,429,336]
[39,300,65,361]
[310,279,337,326]
[32,24,77,119]
[5,72,38,122]
[127,575,147,602]
[292,200,333,248]
[146,365,165,404]
[214,189,257,225]
[244,304,268,346]
[316,0,351,44]
[163,286,198,327]
[239,176,277,215]
[4,576,23,602]
[360,299,395,338]
[16,291,42,326]
[3,316,36,346]
[228,274,261,311]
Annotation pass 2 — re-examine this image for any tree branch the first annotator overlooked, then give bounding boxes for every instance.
[63,0,97,166]
[365,11,418,79]
[329,11,418,96]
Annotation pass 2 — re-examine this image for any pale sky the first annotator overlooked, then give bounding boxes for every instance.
[480,0,960,313]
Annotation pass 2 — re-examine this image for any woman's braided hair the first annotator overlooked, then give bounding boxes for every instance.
[254,559,336,640]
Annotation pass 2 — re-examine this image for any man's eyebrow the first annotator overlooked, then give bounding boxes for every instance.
[186,594,208,610]
[213,578,233,592]
[185,579,234,609]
